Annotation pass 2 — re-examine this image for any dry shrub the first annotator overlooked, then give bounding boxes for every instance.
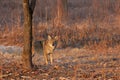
[33,19,120,48]
[0,25,23,46]
[1,18,120,49]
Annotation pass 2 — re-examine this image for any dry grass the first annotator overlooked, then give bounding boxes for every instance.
[0,19,120,49]
[1,47,120,79]
[0,25,23,47]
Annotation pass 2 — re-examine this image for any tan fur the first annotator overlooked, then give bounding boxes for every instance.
[33,35,58,65]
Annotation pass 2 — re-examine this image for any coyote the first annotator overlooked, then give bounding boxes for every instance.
[33,35,58,65]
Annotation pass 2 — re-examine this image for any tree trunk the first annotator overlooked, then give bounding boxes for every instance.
[22,0,36,69]
[57,0,68,24]
[62,0,68,17]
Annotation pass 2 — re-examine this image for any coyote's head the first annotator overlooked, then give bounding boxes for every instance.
[45,35,58,49]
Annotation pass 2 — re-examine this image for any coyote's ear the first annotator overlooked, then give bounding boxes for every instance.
[48,35,52,40]
[55,36,58,40]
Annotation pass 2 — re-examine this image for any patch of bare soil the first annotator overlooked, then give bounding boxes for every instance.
[0,47,120,80]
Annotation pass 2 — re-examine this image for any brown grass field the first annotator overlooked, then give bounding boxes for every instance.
[0,47,120,79]
[0,0,120,80]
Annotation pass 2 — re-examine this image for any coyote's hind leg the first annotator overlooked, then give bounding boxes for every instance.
[50,53,53,64]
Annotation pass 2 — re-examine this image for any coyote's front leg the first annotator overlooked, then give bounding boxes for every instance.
[44,52,48,65]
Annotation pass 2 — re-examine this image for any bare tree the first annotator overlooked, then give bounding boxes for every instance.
[57,0,68,24]
[22,0,36,69]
